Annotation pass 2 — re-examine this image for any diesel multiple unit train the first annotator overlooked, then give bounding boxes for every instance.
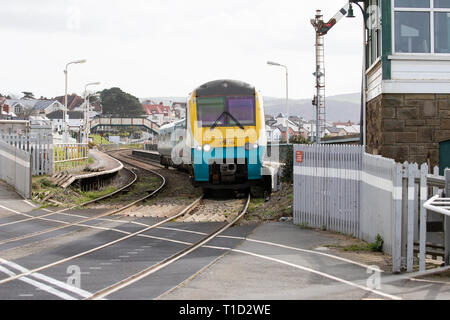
[157,79,271,195]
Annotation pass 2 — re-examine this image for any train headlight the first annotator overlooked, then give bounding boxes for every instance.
[245,143,259,151]
[196,146,202,152]
[203,144,212,152]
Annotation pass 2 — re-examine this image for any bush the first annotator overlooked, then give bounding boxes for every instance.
[40,178,54,188]
[369,234,384,252]
[281,135,310,184]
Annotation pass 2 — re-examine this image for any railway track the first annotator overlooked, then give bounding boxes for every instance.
[0,161,165,247]
[0,150,251,299]
[0,187,250,294]
[86,193,250,299]
[0,167,137,229]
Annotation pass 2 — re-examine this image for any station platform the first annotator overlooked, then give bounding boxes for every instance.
[131,149,160,162]
[51,149,123,188]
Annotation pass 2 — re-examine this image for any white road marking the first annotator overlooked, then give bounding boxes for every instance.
[154,226,383,272]
[127,252,138,255]
[100,263,113,266]
[410,278,450,286]
[0,265,76,300]
[119,256,130,258]
[0,258,92,299]
[0,204,29,216]
[19,294,34,297]
[205,245,402,300]
[23,200,37,208]
[89,267,102,270]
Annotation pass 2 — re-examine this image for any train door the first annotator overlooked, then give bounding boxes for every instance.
[440,140,450,176]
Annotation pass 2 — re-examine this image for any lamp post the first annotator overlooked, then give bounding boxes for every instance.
[267,61,289,143]
[64,59,86,142]
[83,82,101,144]
[347,0,367,146]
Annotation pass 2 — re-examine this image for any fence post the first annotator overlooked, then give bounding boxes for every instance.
[445,169,450,266]
[407,163,416,272]
[392,163,403,273]
[419,164,428,272]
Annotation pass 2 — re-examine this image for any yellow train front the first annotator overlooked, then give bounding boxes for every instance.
[186,80,270,194]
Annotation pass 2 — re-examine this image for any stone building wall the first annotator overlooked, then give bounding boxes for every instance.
[366,94,450,167]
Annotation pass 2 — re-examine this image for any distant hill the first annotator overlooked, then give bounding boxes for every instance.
[264,93,361,123]
[142,92,361,123]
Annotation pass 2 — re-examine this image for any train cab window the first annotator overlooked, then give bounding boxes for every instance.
[227,97,255,126]
[197,96,256,127]
[197,97,227,127]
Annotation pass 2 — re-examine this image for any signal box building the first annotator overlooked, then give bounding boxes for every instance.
[365,0,450,174]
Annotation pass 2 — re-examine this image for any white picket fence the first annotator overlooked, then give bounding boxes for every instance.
[293,144,447,273]
[0,134,89,176]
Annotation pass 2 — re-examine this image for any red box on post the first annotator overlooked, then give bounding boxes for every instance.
[296,151,304,163]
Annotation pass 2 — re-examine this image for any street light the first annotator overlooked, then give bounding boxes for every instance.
[347,0,367,146]
[267,61,290,143]
[83,82,101,144]
[64,59,86,141]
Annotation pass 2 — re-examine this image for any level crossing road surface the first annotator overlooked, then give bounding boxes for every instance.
[0,182,449,300]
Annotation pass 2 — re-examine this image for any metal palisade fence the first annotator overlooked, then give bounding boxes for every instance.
[294,145,362,236]
[293,144,447,273]
[0,140,32,198]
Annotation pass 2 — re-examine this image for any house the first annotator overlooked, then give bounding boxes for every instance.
[6,99,38,115]
[72,100,101,121]
[46,110,67,133]
[364,0,450,173]
[342,125,361,135]
[172,102,187,119]
[142,102,174,126]
[273,113,299,133]
[324,126,345,137]
[5,98,64,117]
[0,97,15,119]
[333,121,355,128]
[266,125,282,143]
[46,110,83,133]
[54,94,84,111]
[33,100,65,115]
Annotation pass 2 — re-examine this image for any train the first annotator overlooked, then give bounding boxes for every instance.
[157,79,271,195]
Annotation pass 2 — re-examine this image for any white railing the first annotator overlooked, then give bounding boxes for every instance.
[424,196,450,217]
[53,143,89,173]
[422,169,450,269]
[90,117,160,134]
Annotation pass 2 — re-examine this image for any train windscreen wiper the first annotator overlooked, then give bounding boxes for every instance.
[210,112,245,131]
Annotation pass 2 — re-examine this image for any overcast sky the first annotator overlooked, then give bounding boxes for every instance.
[0,0,364,100]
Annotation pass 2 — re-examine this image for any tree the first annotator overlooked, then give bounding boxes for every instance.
[100,88,144,117]
[21,92,35,100]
